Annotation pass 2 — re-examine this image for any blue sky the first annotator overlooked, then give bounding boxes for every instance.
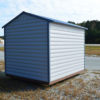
[0,0,100,35]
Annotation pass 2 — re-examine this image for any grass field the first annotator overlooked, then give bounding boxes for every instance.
[0,61,4,71]
[85,46,100,56]
[0,47,4,51]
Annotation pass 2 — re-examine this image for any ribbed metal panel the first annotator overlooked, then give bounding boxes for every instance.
[5,13,49,82]
[49,23,85,82]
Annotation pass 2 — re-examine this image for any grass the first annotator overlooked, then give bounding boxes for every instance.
[92,72,100,74]
[0,61,4,71]
[85,46,100,56]
[0,47,4,51]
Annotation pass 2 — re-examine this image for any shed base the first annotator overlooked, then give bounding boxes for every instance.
[6,70,84,85]
[49,70,84,85]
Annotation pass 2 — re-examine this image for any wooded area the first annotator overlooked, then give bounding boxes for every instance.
[69,20,100,44]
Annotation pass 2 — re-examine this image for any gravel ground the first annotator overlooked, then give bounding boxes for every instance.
[0,69,100,100]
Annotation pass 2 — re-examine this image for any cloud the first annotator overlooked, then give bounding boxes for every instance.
[0,0,100,35]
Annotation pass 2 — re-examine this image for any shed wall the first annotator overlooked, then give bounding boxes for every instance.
[49,22,85,82]
[5,13,49,82]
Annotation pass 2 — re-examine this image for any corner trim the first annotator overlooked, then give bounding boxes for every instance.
[47,22,50,82]
[4,29,6,74]
[84,30,85,70]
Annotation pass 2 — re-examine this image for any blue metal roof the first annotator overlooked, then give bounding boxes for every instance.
[2,11,87,30]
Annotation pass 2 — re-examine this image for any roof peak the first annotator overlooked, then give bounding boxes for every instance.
[2,11,87,30]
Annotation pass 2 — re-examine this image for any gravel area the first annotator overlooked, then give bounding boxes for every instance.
[0,70,100,100]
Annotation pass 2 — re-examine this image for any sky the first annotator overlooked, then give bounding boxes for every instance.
[0,0,100,35]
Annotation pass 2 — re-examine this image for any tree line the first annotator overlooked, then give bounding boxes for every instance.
[68,20,100,44]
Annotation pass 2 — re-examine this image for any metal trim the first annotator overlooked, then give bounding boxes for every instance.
[4,29,6,74]
[84,30,86,70]
[47,22,50,82]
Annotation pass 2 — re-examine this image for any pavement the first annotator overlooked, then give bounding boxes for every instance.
[85,56,100,70]
[86,44,100,46]
[0,43,4,47]
[0,51,4,61]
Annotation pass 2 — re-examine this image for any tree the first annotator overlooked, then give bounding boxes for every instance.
[78,20,100,44]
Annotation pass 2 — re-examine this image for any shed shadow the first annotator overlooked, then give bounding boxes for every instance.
[0,71,48,93]
[0,70,82,94]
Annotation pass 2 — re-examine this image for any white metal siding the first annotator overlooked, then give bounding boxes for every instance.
[49,23,85,82]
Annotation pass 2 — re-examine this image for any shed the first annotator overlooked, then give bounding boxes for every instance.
[2,11,87,85]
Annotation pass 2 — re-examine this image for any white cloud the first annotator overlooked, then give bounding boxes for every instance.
[0,0,100,35]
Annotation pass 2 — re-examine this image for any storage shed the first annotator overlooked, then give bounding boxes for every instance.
[2,11,87,85]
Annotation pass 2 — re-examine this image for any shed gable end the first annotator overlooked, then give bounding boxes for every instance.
[4,13,49,82]
[5,13,47,29]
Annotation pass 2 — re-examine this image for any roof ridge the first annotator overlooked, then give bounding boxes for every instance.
[2,11,88,30]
